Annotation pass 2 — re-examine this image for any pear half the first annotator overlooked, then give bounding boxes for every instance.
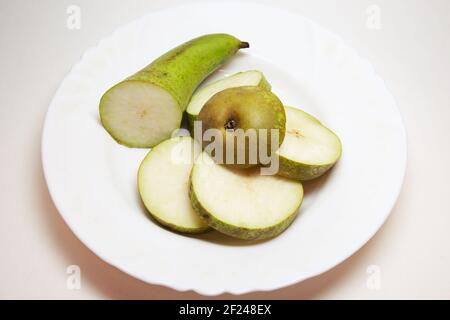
[277,107,342,181]
[190,151,304,240]
[186,70,271,130]
[138,136,210,233]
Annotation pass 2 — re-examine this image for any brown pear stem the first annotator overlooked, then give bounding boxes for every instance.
[239,41,250,49]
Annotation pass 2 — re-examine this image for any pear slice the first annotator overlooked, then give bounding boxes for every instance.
[186,70,271,130]
[190,151,303,240]
[138,136,210,234]
[277,107,342,181]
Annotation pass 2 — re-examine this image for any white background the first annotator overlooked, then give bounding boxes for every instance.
[1,0,449,299]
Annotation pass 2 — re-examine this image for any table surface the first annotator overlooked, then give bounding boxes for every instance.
[1,0,449,299]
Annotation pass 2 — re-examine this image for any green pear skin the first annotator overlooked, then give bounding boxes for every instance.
[196,86,286,168]
[277,156,335,181]
[100,34,249,148]
[186,70,271,131]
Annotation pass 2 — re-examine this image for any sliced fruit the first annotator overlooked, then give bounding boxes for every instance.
[138,136,210,233]
[190,151,304,240]
[100,34,249,148]
[186,70,271,130]
[277,106,342,181]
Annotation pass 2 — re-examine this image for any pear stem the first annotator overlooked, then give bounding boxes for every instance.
[239,41,250,49]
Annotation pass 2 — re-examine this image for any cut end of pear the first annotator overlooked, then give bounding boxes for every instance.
[277,107,342,180]
[100,81,182,148]
[190,151,303,240]
[138,137,210,233]
[186,70,270,122]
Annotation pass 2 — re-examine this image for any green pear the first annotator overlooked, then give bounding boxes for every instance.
[138,136,210,234]
[100,34,249,148]
[190,151,304,240]
[196,86,286,168]
[277,107,342,180]
[186,70,271,131]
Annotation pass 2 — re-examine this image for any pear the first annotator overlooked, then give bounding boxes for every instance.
[138,136,210,233]
[196,86,286,168]
[100,34,249,148]
[190,151,304,240]
[186,70,271,131]
[277,107,342,180]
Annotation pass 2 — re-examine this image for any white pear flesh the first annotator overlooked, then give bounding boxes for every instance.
[101,81,181,148]
[277,107,342,181]
[190,152,304,240]
[138,136,210,233]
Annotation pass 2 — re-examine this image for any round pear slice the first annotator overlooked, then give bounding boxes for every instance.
[186,70,271,130]
[190,152,304,240]
[277,107,342,181]
[138,136,210,234]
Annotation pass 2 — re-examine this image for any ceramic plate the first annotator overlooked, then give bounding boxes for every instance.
[42,2,407,295]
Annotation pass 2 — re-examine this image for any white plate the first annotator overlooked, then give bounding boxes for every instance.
[42,2,406,295]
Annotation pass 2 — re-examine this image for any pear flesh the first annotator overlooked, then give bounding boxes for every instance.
[190,151,304,240]
[138,136,210,233]
[277,107,342,180]
[100,34,249,148]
